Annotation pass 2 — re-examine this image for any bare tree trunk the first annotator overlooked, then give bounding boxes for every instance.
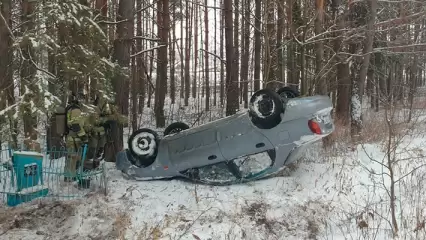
[93,0,108,98]
[0,0,12,111]
[292,1,302,88]
[131,44,138,131]
[213,0,217,106]
[109,0,134,161]
[137,0,145,113]
[385,107,398,236]
[224,0,237,116]
[147,8,155,108]
[239,0,244,104]
[350,0,377,139]
[0,0,17,147]
[220,0,225,106]
[300,41,306,94]
[21,0,38,148]
[264,0,276,89]
[299,7,306,94]
[253,0,261,92]
[367,65,375,109]
[234,0,240,101]
[204,0,209,111]
[170,0,176,104]
[241,0,250,108]
[314,0,325,94]
[408,13,421,122]
[184,0,192,106]
[180,0,185,99]
[46,9,63,152]
[276,0,284,86]
[109,0,117,44]
[154,0,169,127]
[192,2,198,99]
[286,0,297,86]
[375,32,385,112]
[156,0,163,111]
[333,0,350,124]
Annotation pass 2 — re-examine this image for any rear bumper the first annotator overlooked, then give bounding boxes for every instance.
[284,132,329,165]
[284,143,312,165]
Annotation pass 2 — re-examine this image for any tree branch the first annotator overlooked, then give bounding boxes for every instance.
[394,163,426,184]
[132,36,161,41]
[130,45,167,58]
[199,49,225,63]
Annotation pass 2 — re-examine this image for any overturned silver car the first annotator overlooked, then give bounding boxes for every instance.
[116,87,335,185]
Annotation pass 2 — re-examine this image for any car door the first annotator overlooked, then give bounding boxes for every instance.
[167,127,226,171]
[216,115,274,161]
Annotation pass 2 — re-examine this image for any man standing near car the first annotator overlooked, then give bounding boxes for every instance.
[64,92,89,182]
[88,94,129,164]
[87,94,110,166]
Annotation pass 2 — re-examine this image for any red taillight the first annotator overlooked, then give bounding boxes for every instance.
[308,120,322,134]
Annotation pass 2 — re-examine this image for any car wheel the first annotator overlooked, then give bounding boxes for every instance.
[128,128,159,167]
[249,88,284,129]
[277,86,300,100]
[164,122,190,136]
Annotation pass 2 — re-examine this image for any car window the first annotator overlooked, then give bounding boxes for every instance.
[197,163,238,183]
[187,151,273,184]
[233,152,273,178]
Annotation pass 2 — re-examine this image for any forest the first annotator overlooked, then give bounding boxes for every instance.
[0,0,425,155]
[2,0,426,238]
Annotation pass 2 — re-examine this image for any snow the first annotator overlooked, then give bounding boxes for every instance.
[0,157,12,165]
[351,93,362,123]
[13,151,44,157]
[15,185,48,194]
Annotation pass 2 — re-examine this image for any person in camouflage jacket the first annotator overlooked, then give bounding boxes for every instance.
[87,94,128,164]
[64,96,89,181]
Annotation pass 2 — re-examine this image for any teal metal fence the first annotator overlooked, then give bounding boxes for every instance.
[0,145,106,207]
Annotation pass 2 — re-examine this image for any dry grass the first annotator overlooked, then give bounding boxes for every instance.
[323,107,420,157]
[242,201,277,236]
[0,200,76,237]
[134,214,180,240]
[410,94,426,110]
[111,212,132,240]
[239,200,327,239]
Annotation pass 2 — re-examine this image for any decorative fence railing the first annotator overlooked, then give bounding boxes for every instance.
[0,145,106,207]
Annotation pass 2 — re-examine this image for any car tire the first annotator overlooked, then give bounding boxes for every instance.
[249,88,284,129]
[277,86,300,100]
[128,128,159,167]
[164,122,190,136]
